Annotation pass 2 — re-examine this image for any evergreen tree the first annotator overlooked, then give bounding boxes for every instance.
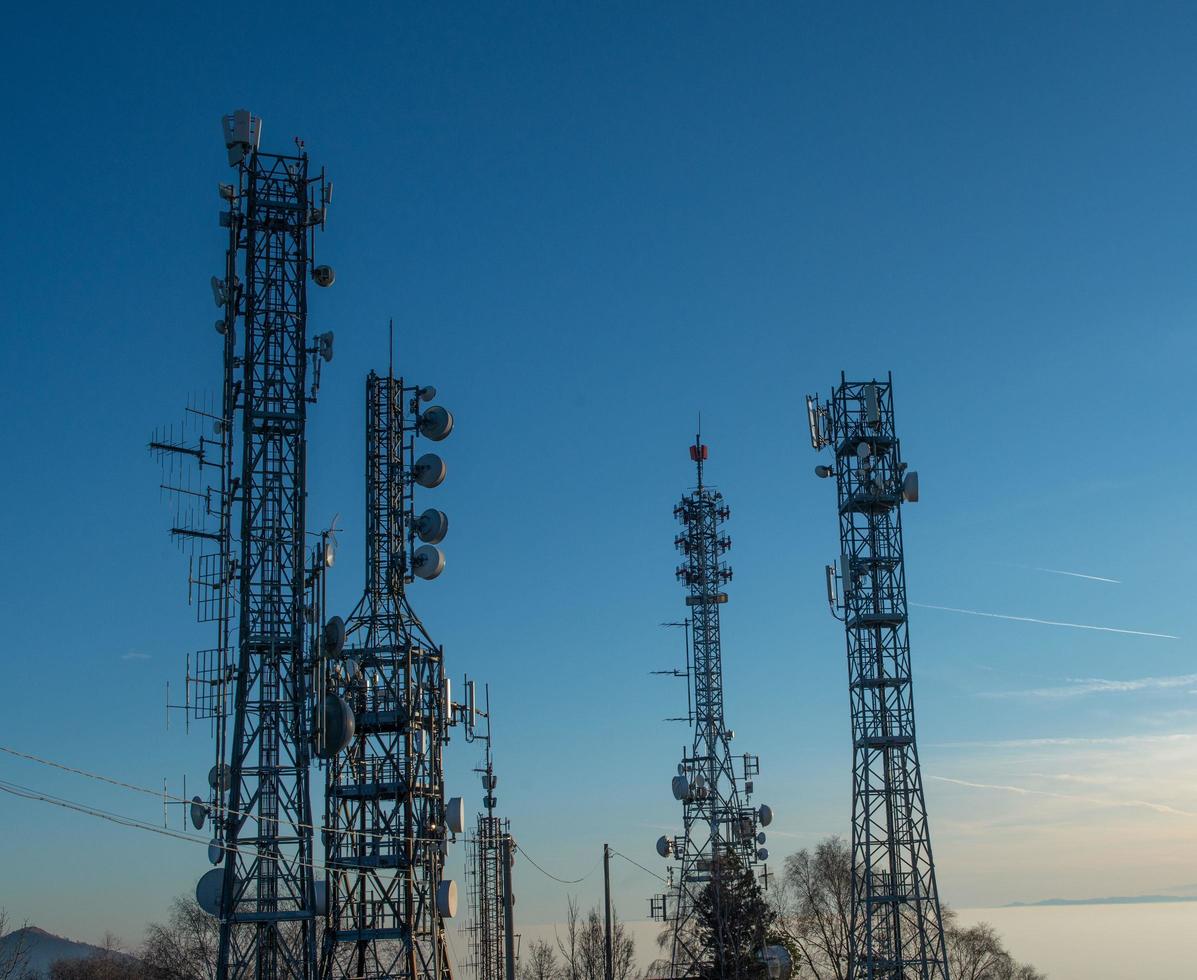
[692,855,775,980]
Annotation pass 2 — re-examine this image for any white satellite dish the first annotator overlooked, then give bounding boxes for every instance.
[208,764,230,792]
[190,796,207,830]
[312,694,356,759]
[671,775,690,801]
[413,545,446,580]
[208,839,223,865]
[419,386,437,403]
[418,406,454,442]
[437,879,458,918]
[413,454,447,489]
[756,832,767,845]
[446,797,466,835]
[312,265,335,288]
[656,836,671,858]
[214,318,227,335]
[902,471,919,503]
[856,441,871,460]
[757,847,770,862]
[196,868,226,917]
[415,508,449,544]
[757,803,773,827]
[323,616,346,657]
[814,465,832,479]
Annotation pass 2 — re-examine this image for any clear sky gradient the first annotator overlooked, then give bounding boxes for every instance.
[2,2,1197,967]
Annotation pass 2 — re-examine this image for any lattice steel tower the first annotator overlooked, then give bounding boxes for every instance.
[650,438,773,979]
[463,706,515,980]
[319,366,461,980]
[807,375,949,980]
[153,109,335,980]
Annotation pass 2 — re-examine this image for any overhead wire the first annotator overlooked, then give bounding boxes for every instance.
[610,849,668,883]
[514,844,602,885]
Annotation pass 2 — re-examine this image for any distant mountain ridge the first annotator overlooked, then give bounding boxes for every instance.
[0,927,122,978]
[1004,894,1197,907]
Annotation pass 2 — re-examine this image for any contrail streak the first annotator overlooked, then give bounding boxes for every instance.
[996,562,1121,584]
[1032,566,1121,584]
[912,603,1178,639]
[929,775,1197,818]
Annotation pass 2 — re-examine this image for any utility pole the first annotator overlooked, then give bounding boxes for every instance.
[502,835,516,980]
[603,844,614,980]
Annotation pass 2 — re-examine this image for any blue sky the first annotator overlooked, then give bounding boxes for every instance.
[2,1,1197,958]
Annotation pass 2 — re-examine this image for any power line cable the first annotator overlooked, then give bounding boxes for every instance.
[610,849,668,884]
[515,844,601,885]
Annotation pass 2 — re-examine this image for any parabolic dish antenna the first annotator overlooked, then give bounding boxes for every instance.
[196,868,227,917]
[413,545,446,580]
[312,694,355,760]
[413,453,447,488]
[446,796,466,835]
[415,508,449,545]
[190,796,207,830]
[323,615,346,657]
[437,879,458,918]
[208,839,223,865]
[418,406,454,442]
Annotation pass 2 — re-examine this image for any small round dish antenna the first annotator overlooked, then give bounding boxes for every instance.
[190,796,207,830]
[757,847,769,861]
[656,835,672,858]
[196,868,227,917]
[757,832,767,845]
[208,764,230,792]
[902,471,919,503]
[446,796,465,834]
[856,442,871,459]
[671,775,690,801]
[437,879,458,918]
[312,265,335,288]
[413,454,447,488]
[208,839,223,865]
[418,406,454,442]
[415,508,449,544]
[418,386,437,402]
[312,694,356,759]
[413,545,445,580]
[323,616,346,657]
[757,803,773,827]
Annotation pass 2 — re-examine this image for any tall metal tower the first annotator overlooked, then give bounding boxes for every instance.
[463,691,516,980]
[807,375,949,980]
[320,367,461,980]
[651,438,773,980]
[153,109,334,980]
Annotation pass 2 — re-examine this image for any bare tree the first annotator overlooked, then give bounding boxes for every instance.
[0,910,33,980]
[773,838,1045,980]
[554,897,636,980]
[771,837,851,980]
[519,939,560,980]
[141,897,218,980]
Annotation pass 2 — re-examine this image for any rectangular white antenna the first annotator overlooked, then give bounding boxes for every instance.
[864,384,880,424]
[840,553,853,600]
[806,395,824,449]
[824,563,839,608]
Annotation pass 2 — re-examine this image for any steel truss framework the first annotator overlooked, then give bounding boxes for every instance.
[811,375,949,980]
[213,140,331,980]
[655,442,766,980]
[464,812,509,980]
[321,371,453,980]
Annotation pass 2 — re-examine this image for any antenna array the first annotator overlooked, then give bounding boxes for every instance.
[650,438,773,979]
[808,375,948,979]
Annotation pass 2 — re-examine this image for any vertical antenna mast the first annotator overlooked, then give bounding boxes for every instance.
[808,375,948,978]
[650,439,773,979]
[213,108,333,980]
[320,354,459,980]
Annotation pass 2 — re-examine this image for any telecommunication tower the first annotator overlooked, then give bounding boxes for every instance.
[463,689,516,980]
[153,109,335,980]
[807,375,949,980]
[319,366,463,980]
[650,438,773,979]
